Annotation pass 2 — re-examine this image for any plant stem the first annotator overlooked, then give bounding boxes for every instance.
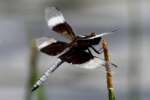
[25,40,46,100]
[25,40,38,100]
[101,39,116,100]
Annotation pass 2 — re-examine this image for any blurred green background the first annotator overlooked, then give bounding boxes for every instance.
[0,0,149,100]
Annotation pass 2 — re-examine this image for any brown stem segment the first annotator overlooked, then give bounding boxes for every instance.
[101,39,116,100]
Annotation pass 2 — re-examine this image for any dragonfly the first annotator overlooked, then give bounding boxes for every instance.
[32,7,117,92]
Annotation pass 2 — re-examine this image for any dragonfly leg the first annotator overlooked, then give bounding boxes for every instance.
[87,48,93,56]
[90,46,103,54]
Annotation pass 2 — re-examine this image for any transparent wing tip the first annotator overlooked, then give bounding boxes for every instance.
[45,6,65,28]
[101,27,120,36]
[45,7,59,18]
[111,27,120,32]
[111,63,118,68]
[93,27,120,38]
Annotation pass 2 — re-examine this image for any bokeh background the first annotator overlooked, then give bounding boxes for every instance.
[0,0,149,100]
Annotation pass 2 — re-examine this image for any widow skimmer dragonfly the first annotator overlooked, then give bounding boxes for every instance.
[32,7,117,92]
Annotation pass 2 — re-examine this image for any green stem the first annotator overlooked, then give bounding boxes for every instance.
[108,88,116,100]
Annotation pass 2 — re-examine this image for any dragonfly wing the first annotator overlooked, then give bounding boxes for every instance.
[59,47,117,69]
[35,37,68,56]
[45,7,76,41]
[59,48,94,64]
[75,57,118,69]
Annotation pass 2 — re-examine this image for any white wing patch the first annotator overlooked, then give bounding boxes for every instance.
[35,37,57,50]
[45,7,65,28]
[75,57,105,69]
[88,32,112,39]
[48,16,65,28]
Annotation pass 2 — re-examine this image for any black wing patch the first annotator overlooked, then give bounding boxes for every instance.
[36,37,68,56]
[59,48,94,64]
[40,41,68,56]
[52,22,76,41]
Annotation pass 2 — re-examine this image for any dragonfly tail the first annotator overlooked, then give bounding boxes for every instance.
[31,59,63,92]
